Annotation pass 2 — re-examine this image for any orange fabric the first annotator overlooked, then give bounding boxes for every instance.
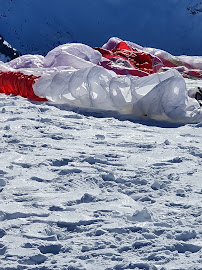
[0,71,47,101]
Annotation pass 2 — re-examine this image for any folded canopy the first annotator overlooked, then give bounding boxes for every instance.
[0,38,202,124]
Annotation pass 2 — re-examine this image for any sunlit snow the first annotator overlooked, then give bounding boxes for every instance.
[0,1,202,269]
[0,83,201,269]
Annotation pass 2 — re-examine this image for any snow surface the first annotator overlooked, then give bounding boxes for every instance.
[0,0,202,56]
[0,78,202,269]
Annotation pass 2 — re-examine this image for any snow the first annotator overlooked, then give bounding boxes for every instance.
[0,1,202,268]
[0,85,202,269]
[0,35,20,62]
[0,0,202,56]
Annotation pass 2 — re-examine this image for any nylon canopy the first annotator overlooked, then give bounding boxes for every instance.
[0,38,202,123]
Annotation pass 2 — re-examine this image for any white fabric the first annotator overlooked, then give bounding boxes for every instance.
[127,40,202,70]
[1,40,202,123]
[1,43,101,71]
[43,43,102,69]
[33,65,202,123]
[143,48,202,70]
[104,37,202,70]
[6,54,44,69]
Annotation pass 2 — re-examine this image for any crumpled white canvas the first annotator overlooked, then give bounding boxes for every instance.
[1,40,202,123]
[34,65,202,123]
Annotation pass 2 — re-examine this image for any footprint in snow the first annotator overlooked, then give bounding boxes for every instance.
[12,162,32,168]
[167,242,201,253]
[58,168,82,175]
[50,158,73,166]
[19,254,47,265]
[127,208,152,222]
[38,243,62,255]
[0,178,6,187]
[0,229,6,238]
[0,243,6,255]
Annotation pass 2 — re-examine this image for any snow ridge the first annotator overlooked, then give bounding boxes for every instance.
[0,34,21,62]
[187,2,202,15]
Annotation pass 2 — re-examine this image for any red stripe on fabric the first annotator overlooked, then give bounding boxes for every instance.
[0,71,47,101]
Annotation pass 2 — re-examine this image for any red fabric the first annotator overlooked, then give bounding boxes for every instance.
[183,70,202,79]
[0,71,47,101]
[95,42,202,79]
[100,60,150,77]
[95,41,154,76]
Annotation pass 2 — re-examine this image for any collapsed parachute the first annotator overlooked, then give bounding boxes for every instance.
[0,71,46,101]
[0,37,202,123]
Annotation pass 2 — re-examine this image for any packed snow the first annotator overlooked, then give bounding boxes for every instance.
[0,1,202,268]
[0,77,202,269]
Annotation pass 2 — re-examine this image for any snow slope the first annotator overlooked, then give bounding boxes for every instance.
[0,0,202,56]
[0,78,202,269]
[0,35,21,62]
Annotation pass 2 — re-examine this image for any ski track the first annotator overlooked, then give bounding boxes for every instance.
[0,92,201,270]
